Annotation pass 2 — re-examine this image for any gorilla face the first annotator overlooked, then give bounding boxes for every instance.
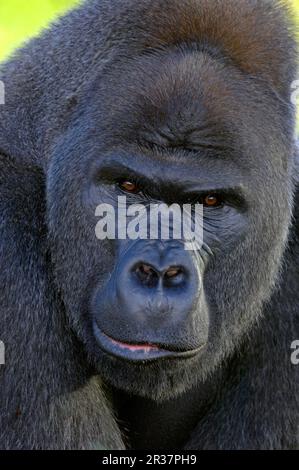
[47,47,294,400]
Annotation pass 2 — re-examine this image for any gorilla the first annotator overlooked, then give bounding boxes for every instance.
[0,0,298,450]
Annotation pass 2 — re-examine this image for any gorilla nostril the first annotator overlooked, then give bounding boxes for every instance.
[134,263,159,288]
[140,264,153,275]
[165,267,182,278]
[163,266,186,288]
[132,263,188,289]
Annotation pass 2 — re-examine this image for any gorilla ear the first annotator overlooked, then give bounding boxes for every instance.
[138,0,297,98]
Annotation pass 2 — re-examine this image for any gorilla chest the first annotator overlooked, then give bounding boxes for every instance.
[110,386,205,449]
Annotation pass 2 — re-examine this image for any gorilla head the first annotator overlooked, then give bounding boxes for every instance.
[45,0,296,401]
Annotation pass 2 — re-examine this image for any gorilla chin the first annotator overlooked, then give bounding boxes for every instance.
[92,325,208,402]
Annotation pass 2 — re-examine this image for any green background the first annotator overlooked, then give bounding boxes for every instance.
[0,0,298,131]
[0,1,81,59]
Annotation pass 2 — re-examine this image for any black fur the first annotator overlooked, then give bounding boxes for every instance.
[0,0,298,449]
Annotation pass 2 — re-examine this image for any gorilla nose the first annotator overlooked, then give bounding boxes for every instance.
[134,263,187,288]
[114,240,200,320]
[92,240,205,355]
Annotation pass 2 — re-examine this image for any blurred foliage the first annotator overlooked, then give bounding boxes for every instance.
[0,0,298,131]
[0,1,81,60]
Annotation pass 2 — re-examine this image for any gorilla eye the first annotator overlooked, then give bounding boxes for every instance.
[203,194,222,208]
[119,180,140,194]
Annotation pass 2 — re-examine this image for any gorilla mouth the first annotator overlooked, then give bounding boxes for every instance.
[93,324,204,363]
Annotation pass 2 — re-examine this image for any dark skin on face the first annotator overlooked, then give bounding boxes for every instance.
[91,152,248,360]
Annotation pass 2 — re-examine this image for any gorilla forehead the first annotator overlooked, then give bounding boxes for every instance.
[84,48,240,143]
[67,46,290,185]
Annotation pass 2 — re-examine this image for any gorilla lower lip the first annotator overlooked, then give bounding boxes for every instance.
[107,334,160,353]
[94,324,203,362]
